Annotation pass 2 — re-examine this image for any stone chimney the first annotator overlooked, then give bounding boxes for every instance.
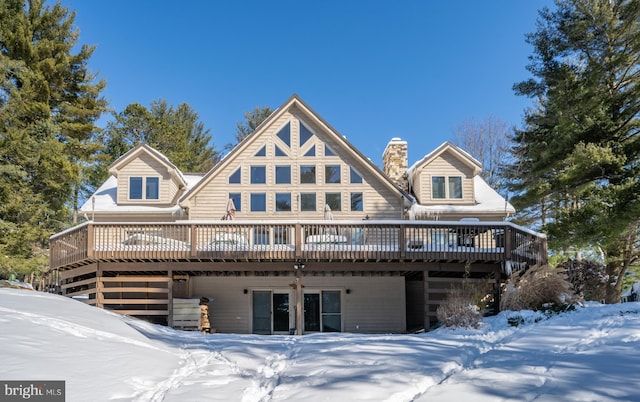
[382,137,408,192]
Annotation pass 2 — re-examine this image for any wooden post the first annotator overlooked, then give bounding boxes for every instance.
[296,269,303,335]
[86,224,95,259]
[423,270,430,331]
[95,263,103,308]
[167,270,173,328]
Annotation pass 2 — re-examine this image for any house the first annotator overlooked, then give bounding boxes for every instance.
[50,94,546,334]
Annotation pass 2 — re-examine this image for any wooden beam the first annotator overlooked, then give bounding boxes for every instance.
[101,287,169,293]
[60,263,97,280]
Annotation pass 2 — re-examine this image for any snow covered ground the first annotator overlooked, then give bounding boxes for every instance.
[1,288,639,402]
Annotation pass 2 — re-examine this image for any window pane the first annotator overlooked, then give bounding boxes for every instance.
[229,168,241,184]
[275,145,287,157]
[350,167,363,184]
[275,166,291,184]
[432,176,445,199]
[300,122,314,146]
[449,176,462,199]
[229,192,241,212]
[250,193,266,211]
[276,122,291,147]
[300,165,316,184]
[275,193,291,212]
[322,314,341,332]
[325,144,336,156]
[146,177,159,199]
[326,193,341,211]
[350,192,363,211]
[322,291,341,313]
[251,166,266,184]
[303,145,315,157]
[301,193,316,211]
[325,165,341,184]
[129,177,142,199]
[254,146,266,157]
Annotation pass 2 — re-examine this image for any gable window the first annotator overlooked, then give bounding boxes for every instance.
[275,165,291,184]
[255,146,266,157]
[276,122,291,147]
[300,165,316,184]
[432,176,463,199]
[275,193,291,212]
[350,192,363,211]
[129,177,159,200]
[325,192,341,211]
[325,165,341,184]
[229,168,241,184]
[229,192,241,212]
[325,144,336,157]
[303,145,316,157]
[350,167,363,184]
[301,193,316,211]
[275,145,287,157]
[251,166,266,184]
[300,122,314,147]
[251,193,266,211]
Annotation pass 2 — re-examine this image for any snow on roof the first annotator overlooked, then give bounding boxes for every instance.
[79,174,203,213]
[410,176,515,216]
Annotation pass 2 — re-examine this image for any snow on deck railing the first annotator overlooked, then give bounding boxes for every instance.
[49,220,547,270]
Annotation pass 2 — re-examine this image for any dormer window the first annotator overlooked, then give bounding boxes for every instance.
[432,176,462,199]
[129,177,159,200]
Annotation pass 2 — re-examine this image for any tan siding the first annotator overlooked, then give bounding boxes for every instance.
[116,154,175,207]
[188,113,403,220]
[416,151,475,205]
[190,275,406,334]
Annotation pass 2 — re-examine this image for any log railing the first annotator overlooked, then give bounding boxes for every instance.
[50,220,547,270]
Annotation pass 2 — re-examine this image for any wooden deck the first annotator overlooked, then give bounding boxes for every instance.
[50,220,547,270]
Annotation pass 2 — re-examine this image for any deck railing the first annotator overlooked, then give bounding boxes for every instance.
[50,220,547,270]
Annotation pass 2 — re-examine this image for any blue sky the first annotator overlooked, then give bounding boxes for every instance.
[61,0,554,166]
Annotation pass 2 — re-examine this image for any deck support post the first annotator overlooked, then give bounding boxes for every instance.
[423,270,430,331]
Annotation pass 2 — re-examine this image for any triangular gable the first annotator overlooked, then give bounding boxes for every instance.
[109,143,187,189]
[180,94,413,207]
[407,141,482,184]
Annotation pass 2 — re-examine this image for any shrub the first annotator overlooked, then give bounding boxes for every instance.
[500,265,578,312]
[557,259,608,301]
[437,286,482,329]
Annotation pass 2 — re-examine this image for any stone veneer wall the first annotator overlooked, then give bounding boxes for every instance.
[382,137,408,192]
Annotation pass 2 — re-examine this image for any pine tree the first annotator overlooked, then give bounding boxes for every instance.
[1,0,106,280]
[97,100,220,183]
[509,0,640,302]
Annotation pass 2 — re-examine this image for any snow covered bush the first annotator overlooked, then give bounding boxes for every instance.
[556,259,608,302]
[500,265,578,312]
[437,278,494,329]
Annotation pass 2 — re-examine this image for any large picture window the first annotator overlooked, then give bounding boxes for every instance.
[350,192,363,211]
[251,166,266,184]
[275,193,291,212]
[300,193,316,212]
[325,192,341,211]
[275,166,291,184]
[325,165,341,184]
[300,165,316,184]
[251,193,266,211]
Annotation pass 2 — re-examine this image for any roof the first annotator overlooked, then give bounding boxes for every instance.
[407,141,482,185]
[409,176,515,218]
[79,174,203,214]
[179,94,414,207]
[108,143,188,189]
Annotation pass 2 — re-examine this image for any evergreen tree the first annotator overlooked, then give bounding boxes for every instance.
[97,100,219,182]
[0,0,106,280]
[509,0,640,302]
[225,106,273,150]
